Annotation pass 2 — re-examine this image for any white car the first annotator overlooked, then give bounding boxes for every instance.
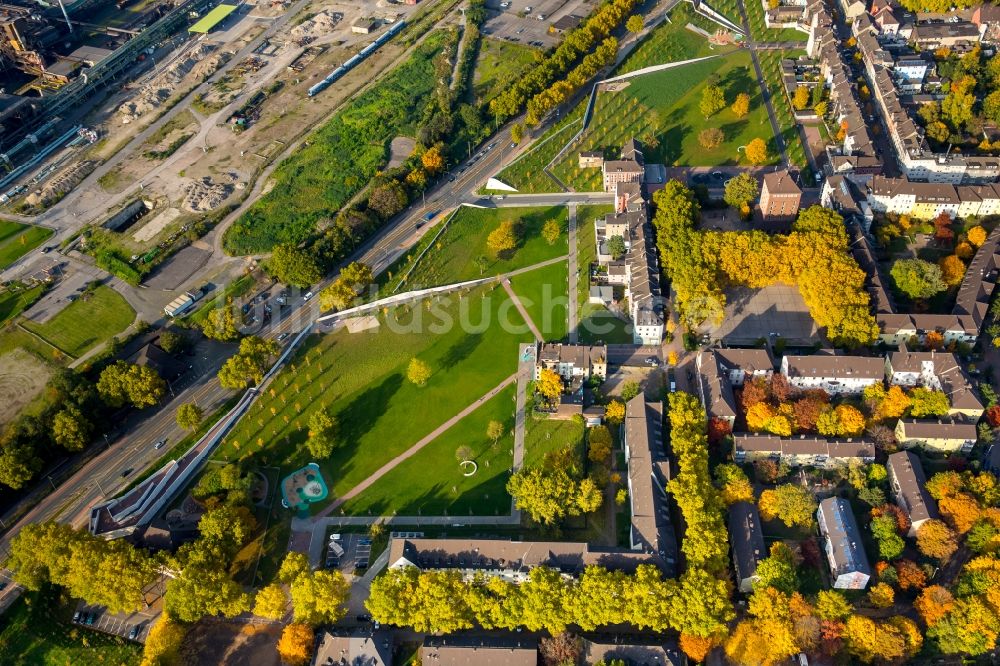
[303,291,314,301]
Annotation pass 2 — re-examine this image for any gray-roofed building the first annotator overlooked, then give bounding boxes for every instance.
[780,355,885,394]
[885,350,983,419]
[625,395,678,574]
[582,638,684,666]
[818,497,871,589]
[313,630,393,666]
[894,418,978,453]
[911,20,980,47]
[886,451,939,537]
[733,434,875,467]
[419,636,537,666]
[535,342,607,381]
[694,351,739,426]
[729,501,766,593]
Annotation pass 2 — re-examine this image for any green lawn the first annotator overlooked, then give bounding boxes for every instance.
[0,586,140,666]
[0,284,44,328]
[553,51,777,190]
[492,107,584,193]
[701,0,742,30]
[615,3,730,75]
[338,383,517,516]
[216,285,533,504]
[743,0,807,43]
[401,205,568,289]
[524,415,585,467]
[0,222,53,269]
[509,259,569,341]
[575,204,635,344]
[473,38,539,105]
[22,285,135,358]
[757,50,810,168]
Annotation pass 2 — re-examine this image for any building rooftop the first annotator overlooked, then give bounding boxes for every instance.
[420,636,538,666]
[819,497,871,578]
[734,434,875,459]
[762,170,802,196]
[783,355,885,380]
[897,418,978,440]
[314,631,393,666]
[728,501,765,585]
[886,450,939,525]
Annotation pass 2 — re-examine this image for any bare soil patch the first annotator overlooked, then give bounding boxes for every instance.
[387,135,416,168]
[182,621,281,666]
[0,349,52,425]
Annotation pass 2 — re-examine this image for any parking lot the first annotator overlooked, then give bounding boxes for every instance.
[324,532,381,574]
[72,603,153,644]
[705,284,818,344]
[482,0,599,48]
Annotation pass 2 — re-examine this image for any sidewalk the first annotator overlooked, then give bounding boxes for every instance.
[501,278,544,342]
[567,203,579,343]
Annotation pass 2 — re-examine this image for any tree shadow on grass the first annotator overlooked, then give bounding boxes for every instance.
[439,328,486,370]
[327,372,405,478]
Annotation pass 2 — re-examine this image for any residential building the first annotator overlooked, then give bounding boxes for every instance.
[886,451,939,537]
[818,497,872,589]
[535,343,607,382]
[579,151,604,168]
[582,640,684,666]
[759,170,802,222]
[885,350,984,419]
[876,313,978,347]
[733,434,875,467]
[839,0,866,20]
[972,3,1000,41]
[780,355,885,394]
[419,637,537,666]
[823,175,874,228]
[911,21,981,48]
[983,443,1000,477]
[953,224,1000,331]
[693,349,774,427]
[849,225,895,314]
[729,501,766,593]
[602,139,644,192]
[386,538,662,582]
[625,395,678,574]
[313,631,392,666]
[894,418,978,453]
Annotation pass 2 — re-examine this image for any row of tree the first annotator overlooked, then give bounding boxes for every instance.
[652,181,879,347]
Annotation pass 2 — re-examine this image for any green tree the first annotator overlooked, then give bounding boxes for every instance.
[758,484,817,528]
[723,172,760,211]
[487,419,505,444]
[158,330,187,354]
[254,584,288,620]
[507,467,579,525]
[909,387,950,418]
[890,259,947,300]
[407,357,432,387]
[621,380,640,402]
[588,425,613,463]
[511,123,525,145]
[700,85,726,119]
[576,477,604,513]
[268,244,322,288]
[368,180,409,219]
[97,361,166,409]
[626,14,644,32]
[51,405,92,451]
[176,402,203,431]
[307,409,338,458]
[290,569,350,625]
[815,589,852,621]
[753,542,798,594]
[543,219,561,245]
[871,515,905,560]
[607,234,627,260]
[164,565,252,623]
[201,301,240,341]
[278,552,311,585]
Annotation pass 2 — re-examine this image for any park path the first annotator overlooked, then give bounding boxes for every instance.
[501,278,544,342]
[567,203,579,343]
[313,372,518,519]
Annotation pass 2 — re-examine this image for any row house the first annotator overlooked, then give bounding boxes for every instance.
[780,354,884,394]
[729,501,766,593]
[534,343,608,382]
[818,497,872,590]
[953,224,1000,331]
[848,224,895,313]
[885,350,984,419]
[624,395,678,574]
[894,418,978,453]
[733,434,876,468]
[886,450,939,537]
[601,138,644,192]
[972,4,1000,42]
[694,349,775,426]
[910,21,981,49]
[867,176,1000,219]
[876,313,978,347]
[822,175,874,229]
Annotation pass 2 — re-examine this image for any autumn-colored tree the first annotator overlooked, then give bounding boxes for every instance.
[745,138,769,165]
[925,470,964,500]
[792,394,826,432]
[843,615,905,662]
[939,254,966,286]
[815,590,852,621]
[715,463,754,505]
[909,387,949,417]
[917,519,958,561]
[707,417,732,445]
[679,633,717,662]
[725,588,800,666]
[914,585,954,627]
[487,220,518,257]
[700,85,726,118]
[625,13,644,32]
[967,225,987,247]
[986,405,1000,427]
[421,145,445,174]
[697,127,724,149]
[933,212,954,244]
[605,399,626,424]
[894,559,926,591]
[792,86,810,111]
[542,219,561,245]
[939,491,981,533]
[732,92,750,118]
[754,459,783,484]
[537,368,563,404]
[956,241,975,260]
[759,484,817,528]
[868,582,895,608]
[406,357,432,387]
[876,385,911,420]
[277,623,313,666]
[746,402,775,432]
[740,377,769,410]
[835,404,865,436]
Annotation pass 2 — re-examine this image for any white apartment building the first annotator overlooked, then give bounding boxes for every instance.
[780,355,884,394]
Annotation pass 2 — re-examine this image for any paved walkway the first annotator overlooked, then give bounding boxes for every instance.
[501,278,544,341]
[512,342,534,478]
[314,372,518,519]
[567,203,579,343]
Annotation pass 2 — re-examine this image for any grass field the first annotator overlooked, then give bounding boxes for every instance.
[0,284,44,328]
[743,0,807,43]
[553,51,777,190]
[701,0,742,30]
[758,50,810,169]
[22,285,135,358]
[509,259,569,341]
[524,415,585,467]
[400,205,568,289]
[338,383,517,516]
[0,586,140,666]
[492,107,584,193]
[575,204,634,344]
[473,39,539,105]
[615,3,729,75]
[0,221,53,269]
[216,285,533,505]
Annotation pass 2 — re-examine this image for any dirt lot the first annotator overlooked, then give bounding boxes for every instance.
[0,349,52,424]
[182,621,282,666]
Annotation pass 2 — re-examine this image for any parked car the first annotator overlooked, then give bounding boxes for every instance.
[86,613,96,626]
[73,611,81,623]
[128,625,140,641]
[277,332,289,342]
[153,439,166,450]
[303,291,314,301]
